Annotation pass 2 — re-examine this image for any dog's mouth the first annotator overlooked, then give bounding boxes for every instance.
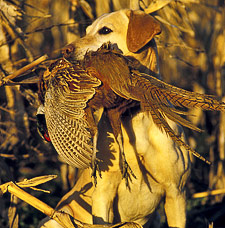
[62,44,88,62]
[62,43,75,59]
[62,42,124,62]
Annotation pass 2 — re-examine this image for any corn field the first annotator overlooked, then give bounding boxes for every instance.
[0,0,225,227]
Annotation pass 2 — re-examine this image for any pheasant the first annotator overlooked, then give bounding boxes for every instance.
[81,44,225,166]
[38,53,137,183]
[38,57,102,172]
[39,43,225,183]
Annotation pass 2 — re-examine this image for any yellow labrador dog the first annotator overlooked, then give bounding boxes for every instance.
[39,9,190,228]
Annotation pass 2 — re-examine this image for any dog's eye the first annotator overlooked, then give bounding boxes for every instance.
[98,27,113,35]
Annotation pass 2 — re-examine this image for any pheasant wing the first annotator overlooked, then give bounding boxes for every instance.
[83,45,225,164]
[83,46,135,100]
[83,47,209,133]
[44,58,101,169]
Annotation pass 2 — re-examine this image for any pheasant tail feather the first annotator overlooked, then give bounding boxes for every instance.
[148,103,211,164]
[135,71,225,112]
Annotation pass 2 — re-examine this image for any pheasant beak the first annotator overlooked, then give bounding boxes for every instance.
[36,105,51,142]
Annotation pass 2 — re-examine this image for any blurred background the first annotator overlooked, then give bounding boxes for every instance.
[0,0,225,227]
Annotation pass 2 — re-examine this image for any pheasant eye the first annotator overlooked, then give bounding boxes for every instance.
[98,26,113,35]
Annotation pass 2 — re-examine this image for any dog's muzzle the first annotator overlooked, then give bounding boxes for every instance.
[62,43,76,59]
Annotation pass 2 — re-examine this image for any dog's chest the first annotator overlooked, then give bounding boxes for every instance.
[116,178,164,223]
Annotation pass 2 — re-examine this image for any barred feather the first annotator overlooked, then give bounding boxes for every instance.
[44,58,101,169]
[147,100,210,164]
[137,71,225,111]
[83,44,225,165]
[40,44,225,167]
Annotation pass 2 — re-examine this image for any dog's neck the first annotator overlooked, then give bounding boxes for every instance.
[127,39,160,78]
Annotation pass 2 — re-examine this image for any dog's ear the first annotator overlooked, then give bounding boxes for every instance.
[127,10,161,53]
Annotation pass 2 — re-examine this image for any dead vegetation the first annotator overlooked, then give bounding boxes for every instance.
[0,0,225,227]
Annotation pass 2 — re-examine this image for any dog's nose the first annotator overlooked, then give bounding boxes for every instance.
[62,44,75,58]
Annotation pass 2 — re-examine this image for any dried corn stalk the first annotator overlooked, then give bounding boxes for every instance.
[0,176,143,228]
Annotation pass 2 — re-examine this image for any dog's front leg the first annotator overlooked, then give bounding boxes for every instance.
[164,187,186,228]
[92,171,121,224]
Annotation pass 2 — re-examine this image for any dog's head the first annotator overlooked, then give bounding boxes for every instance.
[63,9,161,74]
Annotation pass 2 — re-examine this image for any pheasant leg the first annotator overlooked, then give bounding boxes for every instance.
[116,133,136,186]
[91,132,102,186]
[107,109,136,186]
[85,107,102,185]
